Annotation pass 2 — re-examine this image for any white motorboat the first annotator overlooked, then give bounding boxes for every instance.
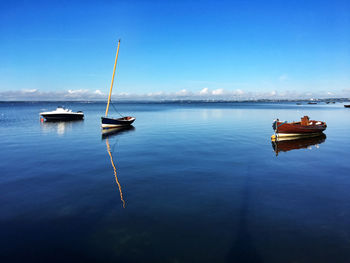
[40,107,84,121]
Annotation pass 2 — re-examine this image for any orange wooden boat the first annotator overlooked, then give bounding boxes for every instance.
[272,116,326,140]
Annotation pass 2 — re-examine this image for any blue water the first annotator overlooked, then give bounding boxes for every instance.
[1,101,350,262]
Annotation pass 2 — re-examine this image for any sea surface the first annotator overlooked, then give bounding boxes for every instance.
[1,101,350,263]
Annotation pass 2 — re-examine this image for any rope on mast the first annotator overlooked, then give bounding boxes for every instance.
[110,99,124,118]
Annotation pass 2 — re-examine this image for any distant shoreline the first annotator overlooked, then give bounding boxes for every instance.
[0,98,349,104]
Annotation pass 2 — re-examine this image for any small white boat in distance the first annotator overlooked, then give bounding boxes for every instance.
[40,107,84,121]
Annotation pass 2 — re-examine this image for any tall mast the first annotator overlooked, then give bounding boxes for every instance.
[105,39,121,117]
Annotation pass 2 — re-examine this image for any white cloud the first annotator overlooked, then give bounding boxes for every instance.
[94,89,104,95]
[0,87,349,101]
[199,88,209,95]
[176,89,189,96]
[23,89,38,93]
[212,88,224,95]
[233,89,244,95]
[147,91,164,97]
[67,89,86,94]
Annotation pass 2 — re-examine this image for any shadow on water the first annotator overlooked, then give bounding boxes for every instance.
[227,166,263,263]
[102,126,135,208]
[272,133,327,156]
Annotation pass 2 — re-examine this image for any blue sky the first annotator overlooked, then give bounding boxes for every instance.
[0,0,349,100]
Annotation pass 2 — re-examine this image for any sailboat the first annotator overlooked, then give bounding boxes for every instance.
[101,39,136,129]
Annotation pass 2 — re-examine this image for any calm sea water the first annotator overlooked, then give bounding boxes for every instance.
[1,101,350,263]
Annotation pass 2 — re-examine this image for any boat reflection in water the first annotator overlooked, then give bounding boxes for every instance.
[102,126,135,208]
[101,125,135,139]
[272,133,326,156]
[40,119,84,135]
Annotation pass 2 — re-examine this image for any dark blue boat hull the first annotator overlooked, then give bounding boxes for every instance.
[101,116,135,128]
[41,113,84,121]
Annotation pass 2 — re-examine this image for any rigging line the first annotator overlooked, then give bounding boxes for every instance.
[110,99,124,118]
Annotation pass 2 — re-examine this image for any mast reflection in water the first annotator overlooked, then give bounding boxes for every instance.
[272,133,326,156]
[102,126,135,208]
